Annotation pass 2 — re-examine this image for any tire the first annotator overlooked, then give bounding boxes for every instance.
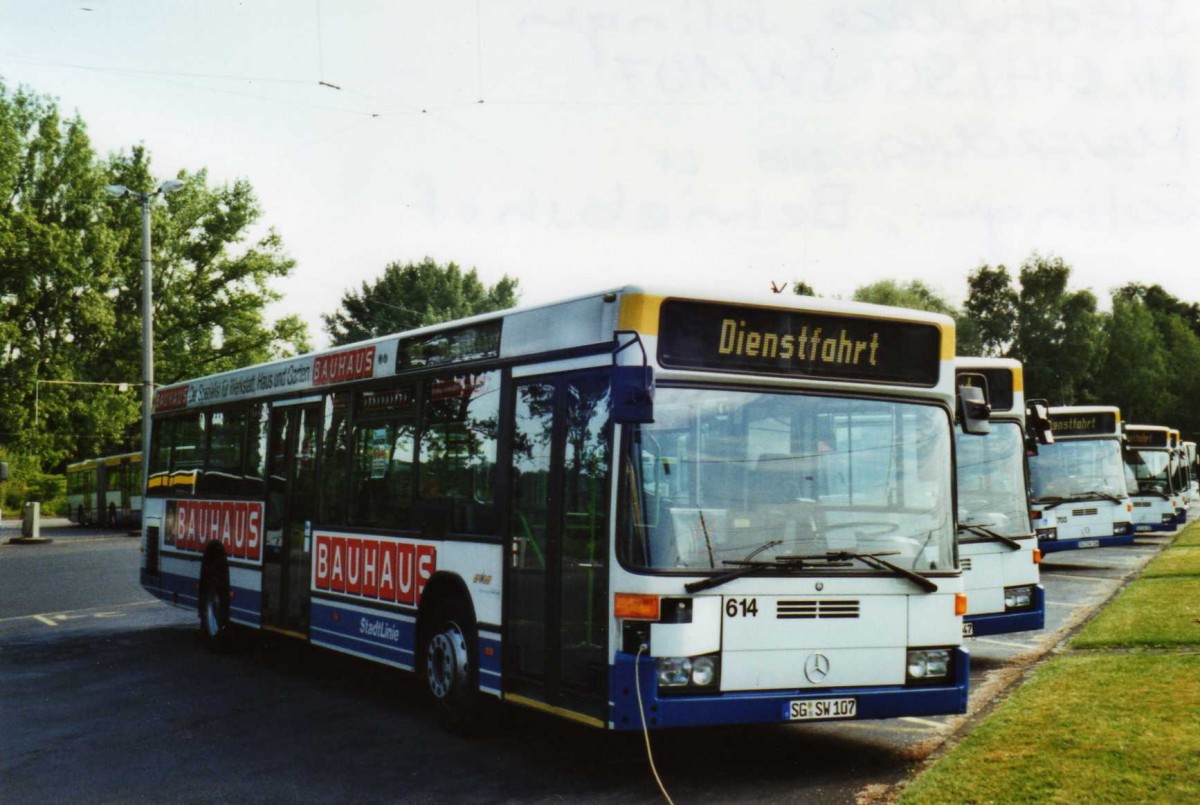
[199,559,234,653]
[420,597,480,727]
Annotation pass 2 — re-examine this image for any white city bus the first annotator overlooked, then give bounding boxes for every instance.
[1028,406,1134,553]
[1184,441,1198,506]
[954,358,1046,637]
[140,288,973,730]
[1124,425,1180,533]
[1169,430,1189,519]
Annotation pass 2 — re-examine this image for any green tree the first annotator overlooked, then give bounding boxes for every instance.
[1093,295,1173,423]
[962,264,1019,357]
[1011,254,1102,405]
[790,280,818,297]
[850,278,980,354]
[323,257,520,346]
[0,81,308,470]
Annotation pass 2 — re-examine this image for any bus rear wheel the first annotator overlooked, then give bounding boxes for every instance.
[199,560,234,653]
[421,598,480,726]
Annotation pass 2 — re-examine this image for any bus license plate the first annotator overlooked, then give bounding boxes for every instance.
[1135,525,1152,532]
[1079,539,1100,548]
[787,698,856,721]
[962,621,974,637]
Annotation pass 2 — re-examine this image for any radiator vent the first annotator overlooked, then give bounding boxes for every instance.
[1071,507,1099,517]
[1134,501,1152,508]
[776,599,860,619]
[959,558,973,571]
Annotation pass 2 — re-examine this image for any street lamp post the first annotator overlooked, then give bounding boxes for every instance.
[106,180,184,483]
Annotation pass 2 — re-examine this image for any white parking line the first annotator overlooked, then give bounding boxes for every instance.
[898,717,947,730]
[0,600,158,625]
[971,637,1036,649]
[1040,573,1115,583]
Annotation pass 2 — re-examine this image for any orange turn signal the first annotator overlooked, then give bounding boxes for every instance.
[614,593,661,621]
[1033,549,1042,565]
[955,593,968,617]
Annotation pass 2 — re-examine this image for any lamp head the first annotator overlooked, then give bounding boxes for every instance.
[158,179,185,195]
[106,184,129,197]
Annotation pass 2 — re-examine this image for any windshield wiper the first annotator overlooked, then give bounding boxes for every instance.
[957,524,1024,550]
[683,553,850,594]
[1037,491,1123,509]
[1136,486,1171,500]
[811,551,940,593]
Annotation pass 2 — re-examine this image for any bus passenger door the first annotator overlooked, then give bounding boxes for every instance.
[262,402,321,637]
[506,371,611,723]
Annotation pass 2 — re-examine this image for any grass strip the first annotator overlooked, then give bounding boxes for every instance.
[1174,520,1200,547]
[1071,577,1200,649]
[900,653,1200,803]
[1142,546,1200,578]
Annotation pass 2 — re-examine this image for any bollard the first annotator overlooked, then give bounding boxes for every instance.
[22,501,41,539]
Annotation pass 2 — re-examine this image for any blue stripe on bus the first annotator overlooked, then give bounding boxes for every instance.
[310,600,417,665]
[141,569,261,622]
[964,585,1045,636]
[1039,533,1135,553]
[607,647,970,731]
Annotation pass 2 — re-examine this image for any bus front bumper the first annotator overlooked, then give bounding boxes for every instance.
[607,647,969,731]
[963,585,1045,637]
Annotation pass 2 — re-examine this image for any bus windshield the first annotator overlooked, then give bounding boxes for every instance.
[619,387,955,574]
[1029,438,1128,502]
[955,421,1031,536]
[1130,450,1171,494]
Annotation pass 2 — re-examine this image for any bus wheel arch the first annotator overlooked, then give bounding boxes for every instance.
[199,544,233,652]
[416,574,480,721]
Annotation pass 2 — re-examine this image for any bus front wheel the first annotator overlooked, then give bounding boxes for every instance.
[420,598,480,726]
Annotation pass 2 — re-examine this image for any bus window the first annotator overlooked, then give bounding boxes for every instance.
[244,403,269,499]
[202,407,248,495]
[351,385,417,529]
[416,371,500,536]
[170,412,205,496]
[320,393,351,524]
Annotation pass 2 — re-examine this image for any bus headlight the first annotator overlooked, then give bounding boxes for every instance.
[1004,585,1034,610]
[1113,522,1133,536]
[1035,526,1057,541]
[657,654,720,691]
[906,649,952,683]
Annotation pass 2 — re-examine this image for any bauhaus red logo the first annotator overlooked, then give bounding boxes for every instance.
[312,345,376,386]
[313,533,435,606]
[167,500,263,561]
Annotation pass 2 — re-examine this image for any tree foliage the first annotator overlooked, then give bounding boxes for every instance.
[323,257,519,346]
[0,81,308,471]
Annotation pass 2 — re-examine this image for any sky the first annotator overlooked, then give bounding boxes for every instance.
[2,1,1197,350]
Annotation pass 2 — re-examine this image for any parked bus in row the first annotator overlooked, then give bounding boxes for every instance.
[1028,406,1134,553]
[140,288,981,730]
[1169,430,1189,519]
[66,451,143,528]
[1123,425,1180,533]
[1184,441,1198,505]
[954,358,1049,637]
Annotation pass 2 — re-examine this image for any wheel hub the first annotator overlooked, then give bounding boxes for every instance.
[426,624,469,702]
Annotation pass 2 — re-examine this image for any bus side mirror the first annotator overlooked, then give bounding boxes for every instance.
[0,461,8,482]
[612,366,654,424]
[1026,400,1054,446]
[956,384,991,436]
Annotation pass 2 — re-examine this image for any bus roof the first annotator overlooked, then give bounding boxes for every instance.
[153,286,956,413]
[954,356,1023,415]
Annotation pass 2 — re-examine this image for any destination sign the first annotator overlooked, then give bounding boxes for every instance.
[957,367,1015,412]
[657,300,942,386]
[1125,429,1168,448]
[397,321,501,371]
[1048,412,1119,437]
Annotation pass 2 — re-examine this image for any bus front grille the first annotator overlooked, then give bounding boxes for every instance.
[776,600,860,619]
